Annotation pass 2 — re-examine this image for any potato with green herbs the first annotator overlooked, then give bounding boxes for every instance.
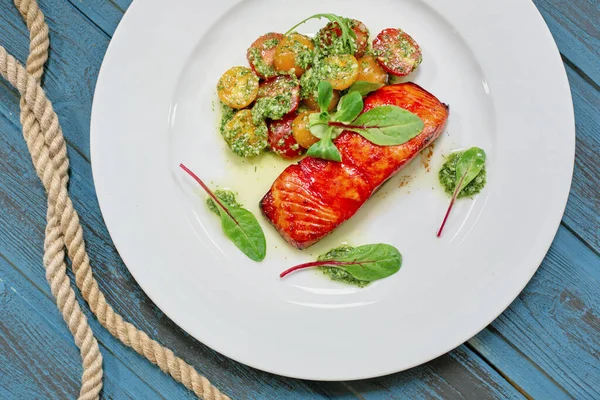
[217,66,259,109]
[223,109,268,157]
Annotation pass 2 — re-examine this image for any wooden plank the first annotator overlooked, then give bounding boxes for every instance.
[345,346,524,399]
[534,0,600,87]
[470,226,600,399]
[561,63,600,254]
[61,0,129,36]
[0,256,165,399]
[469,330,570,399]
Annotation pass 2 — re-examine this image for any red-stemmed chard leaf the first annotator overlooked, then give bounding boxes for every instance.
[280,244,401,283]
[437,147,486,237]
[331,105,423,146]
[180,163,266,261]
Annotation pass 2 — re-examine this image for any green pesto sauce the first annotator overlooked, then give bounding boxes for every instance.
[229,121,268,157]
[248,47,277,78]
[318,245,370,288]
[252,95,292,122]
[280,34,314,70]
[219,102,235,135]
[300,66,320,99]
[315,19,356,56]
[296,47,314,70]
[439,151,487,197]
[300,55,357,100]
[237,68,259,99]
[263,38,279,49]
[251,75,299,122]
[206,190,241,215]
[222,110,268,157]
[373,31,422,71]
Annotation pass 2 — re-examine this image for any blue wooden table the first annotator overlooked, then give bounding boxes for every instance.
[0,1,598,398]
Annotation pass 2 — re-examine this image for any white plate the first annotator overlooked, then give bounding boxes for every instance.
[91,0,574,380]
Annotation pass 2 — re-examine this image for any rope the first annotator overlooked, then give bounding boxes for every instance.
[11,0,103,398]
[0,1,230,399]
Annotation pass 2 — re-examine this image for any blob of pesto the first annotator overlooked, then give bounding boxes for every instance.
[318,245,370,288]
[439,151,487,197]
[206,190,241,215]
[222,109,268,157]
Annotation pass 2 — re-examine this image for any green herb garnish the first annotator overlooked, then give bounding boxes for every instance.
[342,105,424,146]
[280,244,402,286]
[286,14,357,54]
[219,103,235,135]
[346,81,384,96]
[317,80,333,111]
[439,152,487,198]
[180,164,266,261]
[305,81,424,161]
[305,81,342,161]
[437,147,486,237]
[334,91,363,123]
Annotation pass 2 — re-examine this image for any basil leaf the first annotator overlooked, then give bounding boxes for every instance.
[220,205,267,262]
[455,147,486,193]
[280,244,402,284]
[348,105,424,146]
[347,81,384,96]
[334,91,363,123]
[317,81,333,112]
[306,137,342,162]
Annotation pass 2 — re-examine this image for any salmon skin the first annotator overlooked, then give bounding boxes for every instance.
[260,83,449,249]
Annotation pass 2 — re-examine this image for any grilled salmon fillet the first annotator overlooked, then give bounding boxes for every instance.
[260,83,449,249]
